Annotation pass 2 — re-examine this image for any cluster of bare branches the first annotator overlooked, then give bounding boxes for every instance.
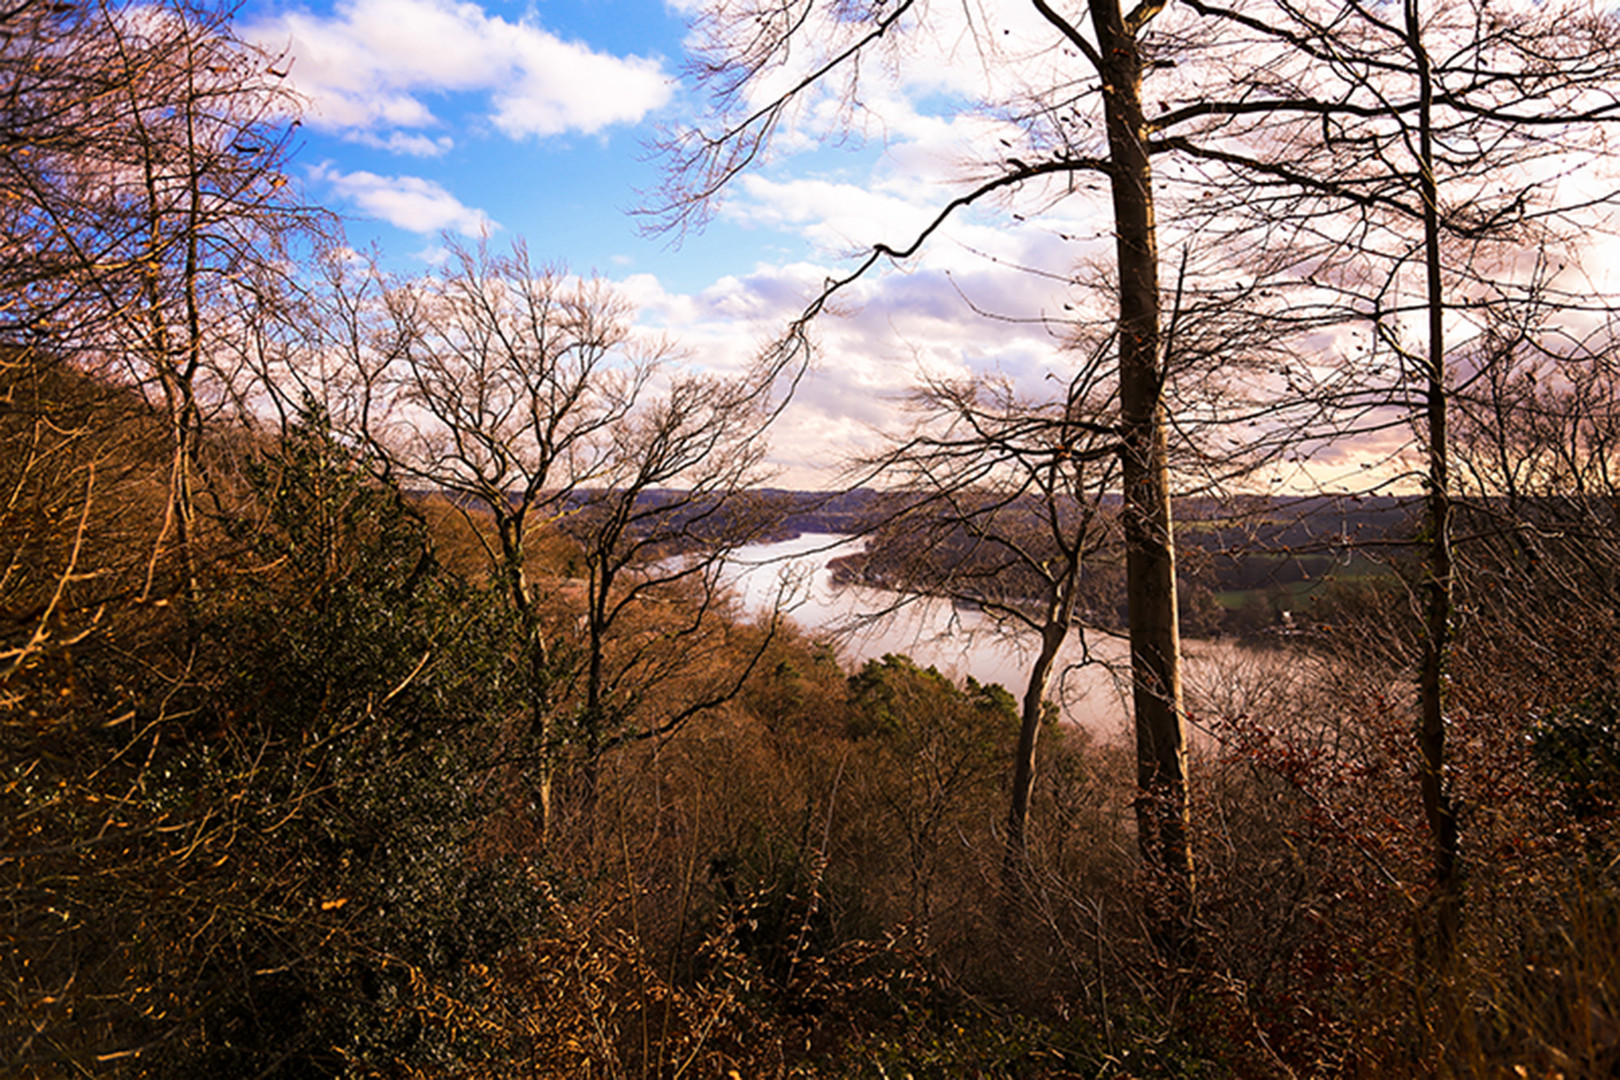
[2,0,324,611]
[284,239,795,839]
[651,0,1620,961]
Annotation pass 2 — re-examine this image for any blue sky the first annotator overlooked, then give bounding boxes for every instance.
[236,0,1079,483]
[241,0,736,288]
[231,0,1521,488]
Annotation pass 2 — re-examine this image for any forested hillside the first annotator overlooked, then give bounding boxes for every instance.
[5,0,1620,1077]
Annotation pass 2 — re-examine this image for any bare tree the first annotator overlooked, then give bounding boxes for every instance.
[1451,303,1620,691]
[563,372,788,796]
[650,0,1232,952]
[1,0,321,606]
[1158,0,1620,961]
[854,355,1123,897]
[332,239,792,839]
[341,240,645,835]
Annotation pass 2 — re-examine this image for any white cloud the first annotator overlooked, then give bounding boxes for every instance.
[490,29,670,138]
[246,0,673,147]
[612,251,1090,486]
[312,164,494,235]
[351,130,455,157]
[413,243,454,266]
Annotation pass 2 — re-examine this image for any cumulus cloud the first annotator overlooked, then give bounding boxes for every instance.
[351,130,455,157]
[246,0,672,148]
[311,164,494,235]
[612,252,1089,485]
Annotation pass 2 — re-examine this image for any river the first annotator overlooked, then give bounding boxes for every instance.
[725,533,1137,736]
[725,533,1294,739]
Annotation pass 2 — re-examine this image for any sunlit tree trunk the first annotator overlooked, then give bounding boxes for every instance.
[1089,0,1195,956]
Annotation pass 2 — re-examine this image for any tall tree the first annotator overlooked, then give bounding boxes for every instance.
[1163,0,1620,960]
[859,268,1296,911]
[651,0,1323,949]
[651,0,1211,945]
[563,380,786,802]
[854,359,1123,905]
[338,240,645,837]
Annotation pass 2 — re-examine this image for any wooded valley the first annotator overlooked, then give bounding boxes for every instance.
[4,0,1620,1075]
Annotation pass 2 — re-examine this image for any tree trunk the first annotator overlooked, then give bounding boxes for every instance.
[1002,615,1067,907]
[1406,0,1461,966]
[500,517,557,842]
[1089,0,1195,958]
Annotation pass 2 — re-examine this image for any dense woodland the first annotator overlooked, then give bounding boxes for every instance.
[5,0,1620,1076]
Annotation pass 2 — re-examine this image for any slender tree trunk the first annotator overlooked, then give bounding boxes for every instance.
[144,289,201,608]
[1002,614,1068,907]
[176,30,204,611]
[1407,0,1461,966]
[1089,0,1195,957]
[500,517,556,841]
[579,580,609,848]
[170,411,200,606]
[529,618,555,841]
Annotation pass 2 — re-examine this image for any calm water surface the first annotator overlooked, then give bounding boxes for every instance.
[725,533,1135,735]
[725,533,1285,740]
